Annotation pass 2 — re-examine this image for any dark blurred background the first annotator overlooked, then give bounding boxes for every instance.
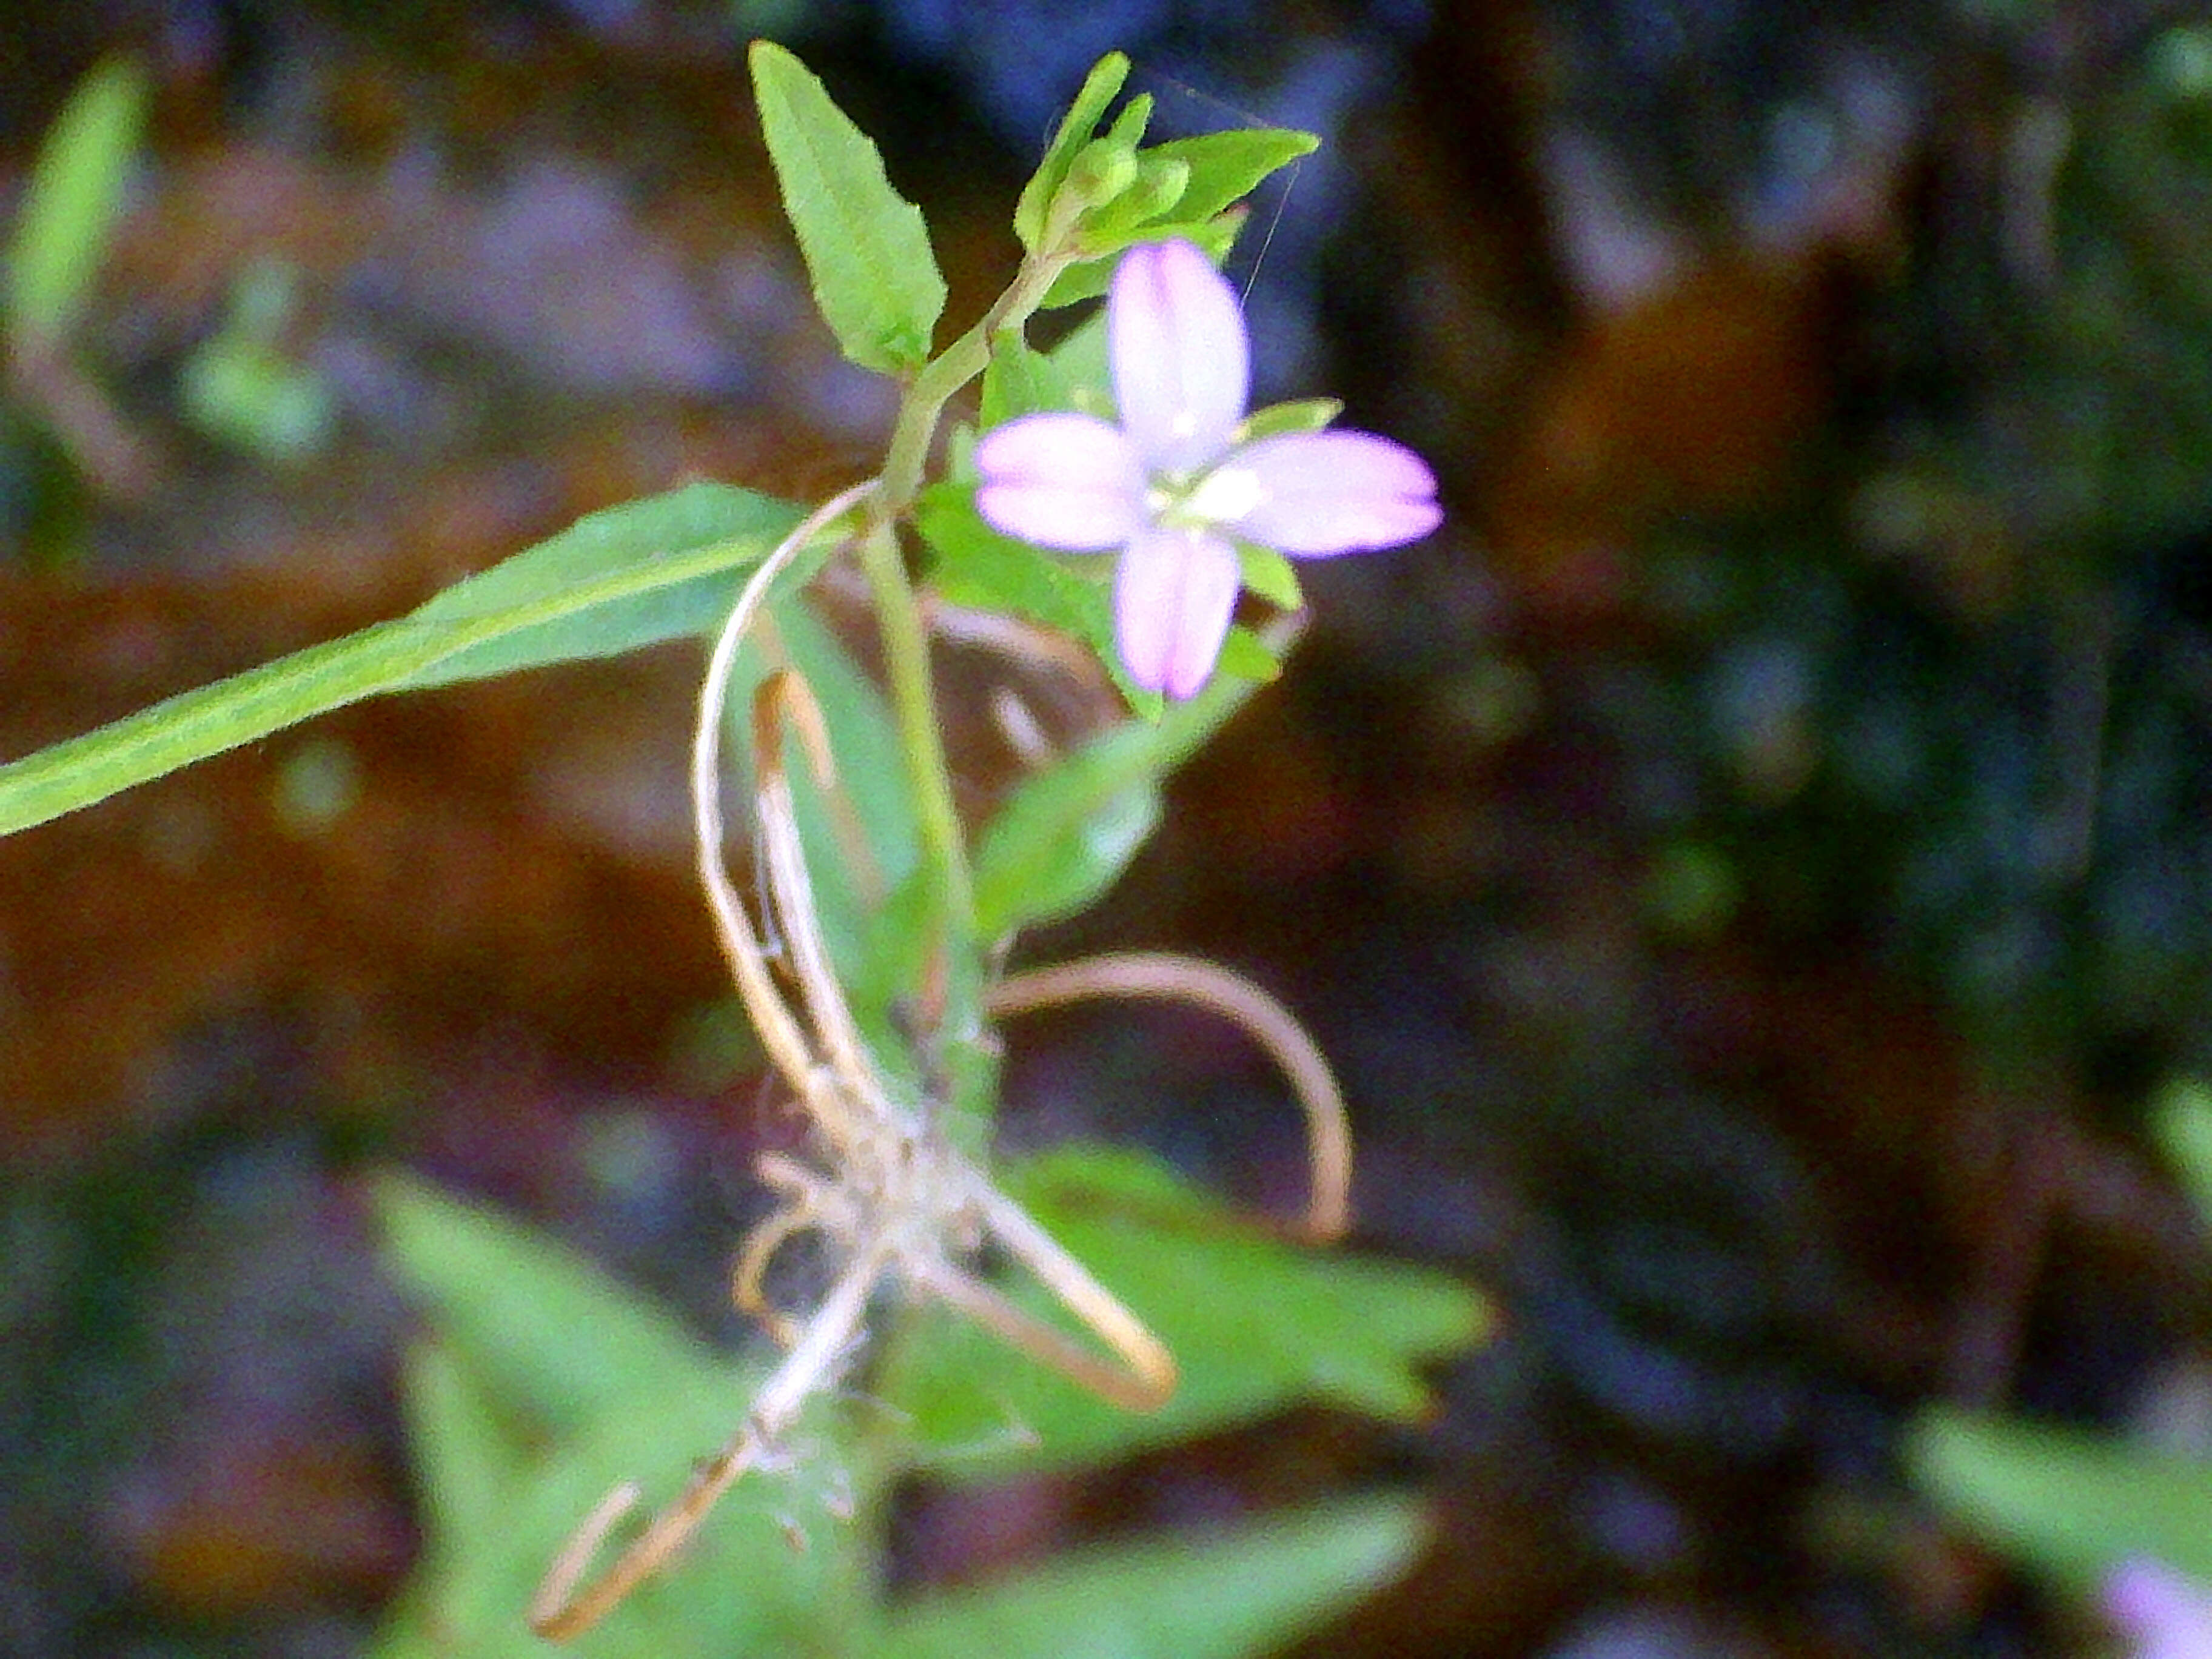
[6,1,2212,1655]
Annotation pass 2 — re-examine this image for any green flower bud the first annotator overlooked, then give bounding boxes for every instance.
[1119,155,1191,223]
[1072,156,1194,249]
[1062,136,1139,213]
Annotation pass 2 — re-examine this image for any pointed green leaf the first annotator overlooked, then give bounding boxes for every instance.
[1145,129,1318,226]
[883,1496,1423,1659]
[1239,397,1342,441]
[749,41,944,372]
[404,481,807,686]
[373,1172,726,1436]
[0,483,806,836]
[1236,543,1303,610]
[6,56,146,346]
[1030,124,1313,306]
[1216,622,1285,685]
[1014,53,1131,252]
[1099,94,1154,157]
[879,1146,1489,1476]
[1909,1405,2212,1588]
[970,657,1273,936]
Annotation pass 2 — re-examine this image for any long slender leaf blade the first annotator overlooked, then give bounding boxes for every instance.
[6,56,146,345]
[883,1496,1423,1659]
[0,615,441,837]
[749,41,944,372]
[0,483,802,836]
[402,482,805,687]
[409,483,795,623]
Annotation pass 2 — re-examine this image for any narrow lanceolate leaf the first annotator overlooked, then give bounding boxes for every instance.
[0,483,806,836]
[1013,52,1131,253]
[1145,129,1318,226]
[749,40,944,373]
[7,57,147,346]
[883,1496,1424,1659]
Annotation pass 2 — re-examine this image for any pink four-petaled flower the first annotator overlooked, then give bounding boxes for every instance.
[973,238,1441,699]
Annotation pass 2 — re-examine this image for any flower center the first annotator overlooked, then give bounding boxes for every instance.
[1153,462,1264,531]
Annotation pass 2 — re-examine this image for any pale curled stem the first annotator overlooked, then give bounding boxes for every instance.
[987,952,1353,1241]
[692,482,876,1147]
[928,1177,1179,1411]
[529,1233,891,1641]
[729,1152,829,1345]
[753,671,910,1139]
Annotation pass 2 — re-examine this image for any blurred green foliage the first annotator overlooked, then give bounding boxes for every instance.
[1909,1080,2212,1598]
[3,56,144,352]
[178,260,335,464]
[372,1162,1473,1656]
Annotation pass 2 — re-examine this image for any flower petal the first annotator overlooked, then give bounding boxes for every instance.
[1110,240,1249,475]
[974,412,1145,549]
[2106,1560,2212,1659]
[1225,430,1442,556]
[1114,526,1241,700]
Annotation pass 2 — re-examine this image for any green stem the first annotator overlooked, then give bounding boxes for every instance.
[880,251,1075,509]
[854,518,972,928]
[853,249,1079,940]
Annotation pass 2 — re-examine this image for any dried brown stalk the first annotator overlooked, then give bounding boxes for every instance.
[531,488,1350,1637]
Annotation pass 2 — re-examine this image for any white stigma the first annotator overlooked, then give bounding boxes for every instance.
[1185,464,1263,525]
